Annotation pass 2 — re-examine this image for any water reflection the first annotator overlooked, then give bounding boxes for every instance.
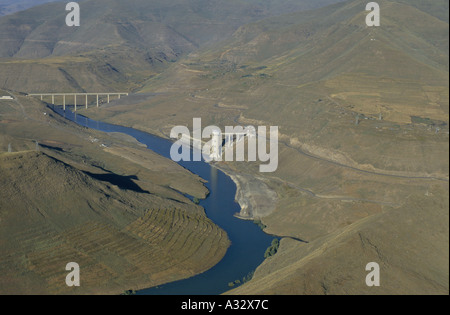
[210,165,218,204]
[49,105,275,295]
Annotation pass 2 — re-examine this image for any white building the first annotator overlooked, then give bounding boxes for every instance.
[0,96,14,100]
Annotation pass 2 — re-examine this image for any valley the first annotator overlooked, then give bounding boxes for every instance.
[0,0,448,295]
[0,89,229,294]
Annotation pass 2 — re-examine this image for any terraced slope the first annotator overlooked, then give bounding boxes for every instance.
[78,0,449,294]
[0,91,229,294]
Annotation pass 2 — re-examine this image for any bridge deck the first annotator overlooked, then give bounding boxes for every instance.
[28,92,129,110]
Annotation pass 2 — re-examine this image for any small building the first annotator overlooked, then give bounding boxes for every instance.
[0,96,14,100]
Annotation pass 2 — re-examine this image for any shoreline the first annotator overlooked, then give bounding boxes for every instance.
[77,112,279,222]
[51,106,279,295]
[211,162,278,221]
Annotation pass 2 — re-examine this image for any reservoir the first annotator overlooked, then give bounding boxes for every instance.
[50,105,275,295]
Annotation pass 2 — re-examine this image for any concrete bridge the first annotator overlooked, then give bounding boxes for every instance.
[28,92,129,111]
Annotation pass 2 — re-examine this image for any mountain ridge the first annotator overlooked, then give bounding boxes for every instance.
[0,0,345,93]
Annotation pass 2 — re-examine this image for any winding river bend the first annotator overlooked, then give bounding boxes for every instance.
[50,105,275,295]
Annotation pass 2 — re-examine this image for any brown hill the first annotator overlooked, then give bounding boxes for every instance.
[0,90,229,294]
[0,0,344,93]
[77,0,449,295]
[0,0,60,17]
[227,186,449,295]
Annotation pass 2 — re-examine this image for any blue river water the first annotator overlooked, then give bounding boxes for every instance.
[50,105,275,295]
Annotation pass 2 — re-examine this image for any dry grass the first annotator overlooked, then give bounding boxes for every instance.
[0,92,229,294]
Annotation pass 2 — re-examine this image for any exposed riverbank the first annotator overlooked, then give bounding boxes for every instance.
[50,106,276,295]
[212,163,278,221]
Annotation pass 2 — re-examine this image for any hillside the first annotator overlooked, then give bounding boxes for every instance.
[0,89,229,294]
[228,188,449,295]
[0,0,448,296]
[0,0,60,17]
[78,0,449,295]
[0,0,343,93]
[96,0,449,177]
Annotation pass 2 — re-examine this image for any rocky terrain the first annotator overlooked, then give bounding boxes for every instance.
[0,0,448,295]
[0,89,229,294]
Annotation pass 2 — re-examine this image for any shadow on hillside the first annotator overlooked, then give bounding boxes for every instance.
[39,143,64,152]
[83,171,150,194]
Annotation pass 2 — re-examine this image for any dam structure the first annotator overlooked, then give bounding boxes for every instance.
[180,127,256,161]
[28,92,129,111]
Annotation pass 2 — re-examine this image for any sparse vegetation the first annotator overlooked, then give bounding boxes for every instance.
[411,116,446,127]
[242,270,255,284]
[0,0,448,296]
[0,93,229,294]
[264,239,280,259]
[228,270,255,288]
[254,219,267,230]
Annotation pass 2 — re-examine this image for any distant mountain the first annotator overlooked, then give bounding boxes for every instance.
[185,0,449,125]
[0,0,448,296]
[242,0,348,15]
[0,0,344,92]
[0,0,61,16]
[0,0,345,58]
[125,0,448,295]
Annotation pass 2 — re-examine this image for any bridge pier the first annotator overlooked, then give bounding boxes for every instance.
[226,134,233,147]
[210,131,222,161]
[29,92,129,110]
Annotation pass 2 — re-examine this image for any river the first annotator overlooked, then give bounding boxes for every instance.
[50,105,276,295]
